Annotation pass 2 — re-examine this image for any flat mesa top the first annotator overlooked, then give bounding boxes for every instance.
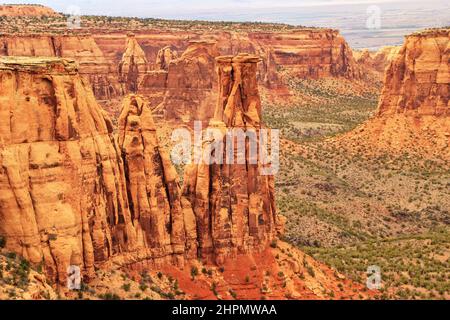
[0,57,78,73]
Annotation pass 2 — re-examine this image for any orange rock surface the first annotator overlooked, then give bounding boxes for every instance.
[0,58,193,284]
[117,94,197,263]
[0,34,121,101]
[338,29,450,160]
[183,54,283,265]
[119,34,149,93]
[0,56,371,299]
[0,57,131,283]
[141,40,219,123]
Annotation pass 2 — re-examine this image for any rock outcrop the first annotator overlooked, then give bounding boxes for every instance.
[140,40,219,123]
[155,46,178,71]
[0,57,195,285]
[354,46,401,82]
[0,57,132,283]
[183,54,282,264]
[117,95,197,262]
[238,30,361,80]
[354,46,400,74]
[119,34,149,93]
[378,29,449,117]
[0,34,121,101]
[339,29,450,160]
[0,4,60,17]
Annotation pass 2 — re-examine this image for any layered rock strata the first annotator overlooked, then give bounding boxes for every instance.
[0,57,195,284]
[183,54,282,264]
[0,35,121,100]
[117,95,197,262]
[140,40,219,123]
[0,4,60,17]
[378,29,449,116]
[155,46,178,71]
[118,34,149,93]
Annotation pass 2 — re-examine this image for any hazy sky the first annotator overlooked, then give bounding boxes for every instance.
[2,0,415,18]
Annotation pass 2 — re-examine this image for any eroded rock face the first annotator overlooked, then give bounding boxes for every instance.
[0,4,60,17]
[338,29,450,160]
[238,30,361,80]
[141,40,219,123]
[378,29,449,116]
[156,46,178,71]
[117,95,197,262]
[119,34,149,93]
[354,46,400,76]
[183,54,282,264]
[0,58,196,284]
[0,34,121,101]
[0,57,134,283]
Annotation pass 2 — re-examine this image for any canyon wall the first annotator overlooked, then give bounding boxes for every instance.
[117,95,198,263]
[0,28,361,123]
[0,55,283,284]
[140,40,219,123]
[0,57,195,284]
[340,29,450,160]
[0,4,60,17]
[94,29,360,81]
[119,34,149,93]
[378,29,449,116]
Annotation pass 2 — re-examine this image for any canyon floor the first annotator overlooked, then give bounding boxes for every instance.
[263,75,449,300]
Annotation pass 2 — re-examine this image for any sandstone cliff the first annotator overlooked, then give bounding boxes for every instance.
[354,46,401,82]
[339,29,450,160]
[119,34,149,93]
[0,57,193,285]
[155,46,178,71]
[140,40,219,123]
[183,54,282,265]
[354,46,400,74]
[240,30,360,80]
[0,57,132,283]
[0,56,371,299]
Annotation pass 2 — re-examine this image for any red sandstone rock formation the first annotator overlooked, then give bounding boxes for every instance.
[0,27,362,121]
[182,54,283,265]
[237,30,360,80]
[354,46,400,82]
[0,57,195,284]
[355,46,400,74]
[117,94,197,262]
[156,46,178,71]
[119,34,149,93]
[0,4,60,17]
[140,40,219,123]
[0,35,121,101]
[0,56,370,300]
[378,30,449,117]
[339,29,450,160]
[0,57,132,283]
